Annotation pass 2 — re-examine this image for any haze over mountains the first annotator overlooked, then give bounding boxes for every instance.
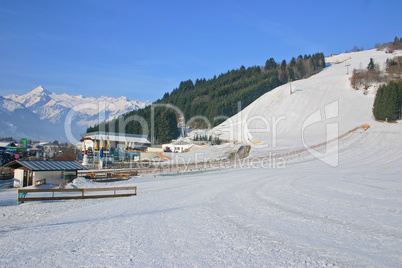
[0,86,151,142]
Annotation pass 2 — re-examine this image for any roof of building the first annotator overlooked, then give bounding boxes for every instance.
[5,160,87,171]
[81,131,150,144]
[0,142,17,147]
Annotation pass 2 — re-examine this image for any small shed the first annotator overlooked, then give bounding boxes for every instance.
[5,160,87,188]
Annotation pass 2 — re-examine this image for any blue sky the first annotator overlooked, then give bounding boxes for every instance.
[0,0,401,101]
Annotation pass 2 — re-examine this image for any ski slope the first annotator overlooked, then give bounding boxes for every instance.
[214,49,401,157]
[1,50,401,267]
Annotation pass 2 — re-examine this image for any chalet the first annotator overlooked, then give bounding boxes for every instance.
[5,160,87,188]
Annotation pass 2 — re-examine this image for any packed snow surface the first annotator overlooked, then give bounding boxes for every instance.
[1,50,401,266]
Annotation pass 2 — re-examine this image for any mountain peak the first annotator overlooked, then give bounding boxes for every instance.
[31,85,51,95]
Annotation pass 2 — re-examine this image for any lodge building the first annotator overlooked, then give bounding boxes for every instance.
[80,131,151,152]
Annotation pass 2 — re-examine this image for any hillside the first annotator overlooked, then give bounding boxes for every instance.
[88,53,325,142]
[212,49,402,155]
[167,49,402,164]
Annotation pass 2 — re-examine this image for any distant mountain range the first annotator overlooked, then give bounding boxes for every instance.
[0,86,151,142]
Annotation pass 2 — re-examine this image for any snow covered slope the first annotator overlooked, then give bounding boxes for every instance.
[213,49,402,157]
[2,86,151,141]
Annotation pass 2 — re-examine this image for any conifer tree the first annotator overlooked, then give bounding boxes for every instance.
[158,110,179,144]
[265,58,277,70]
[373,81,402,121]
[281,59,287,71]
[367,58,378,71]
[394,36,400,46]
[287,68,295,81]
[289,57,296,67]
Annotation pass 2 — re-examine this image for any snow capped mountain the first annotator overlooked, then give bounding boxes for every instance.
[0,96,53,140]
[1,86,151,141]
[7,86,52,109]
[0,96,25,114]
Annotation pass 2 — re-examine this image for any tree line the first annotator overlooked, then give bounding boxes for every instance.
[87,53,325,144]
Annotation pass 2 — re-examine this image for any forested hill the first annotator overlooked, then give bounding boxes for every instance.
[87,53,325,143]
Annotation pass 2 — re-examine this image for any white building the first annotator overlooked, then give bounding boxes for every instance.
[80,131,151,152]
[162,141,194,153]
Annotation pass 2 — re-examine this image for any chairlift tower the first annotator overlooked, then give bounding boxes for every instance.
[345,64,351,75]
[179,116,185,137]
[290,80,292,95]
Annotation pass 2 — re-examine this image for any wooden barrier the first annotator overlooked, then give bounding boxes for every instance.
[17,186,137,204]
[93,177,128,182]
[78,170,139,178]
[111,170,138,177]
[86,172,97,179]
[59,179,72,189]
[0,172,14,180]
[35,179,46,187]
[158,153,170,161]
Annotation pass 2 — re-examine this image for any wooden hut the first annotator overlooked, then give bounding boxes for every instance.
[5,160,87,188]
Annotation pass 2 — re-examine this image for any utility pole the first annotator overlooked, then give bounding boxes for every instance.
[345,64,351,75]
[179,116,185,137]
[290,80,292,95]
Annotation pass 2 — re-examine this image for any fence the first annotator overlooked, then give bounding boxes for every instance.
[78,170,139,181]
[17,186,137,204]
[0,172,14,180]
[35,179,46,187]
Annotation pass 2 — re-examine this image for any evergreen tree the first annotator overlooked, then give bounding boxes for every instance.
[289,57,296,67]
[287,67,295,81]
[367,58,376,71]
[265,58,277,70]
[296,57,306,78]
[281,59,287,71]
[394,36,400,46]
[373,81,402,121]
[157,110,179,144]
